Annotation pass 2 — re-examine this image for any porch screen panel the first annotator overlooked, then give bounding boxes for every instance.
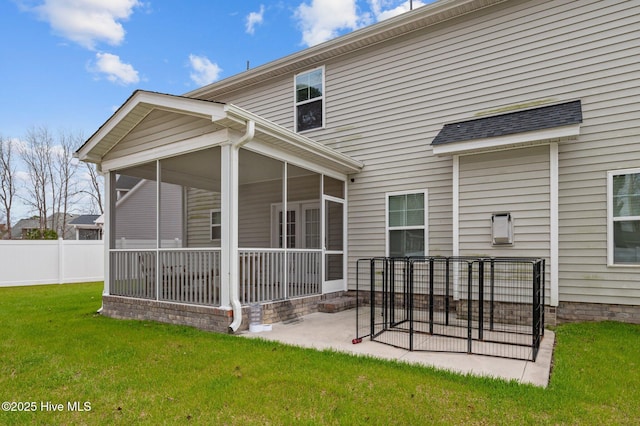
[160,148,221,249]
[287,164,322,296]
[113,164,157,249]
[238,149,285,302]
[111,164,158,299]
[158,148,222,306]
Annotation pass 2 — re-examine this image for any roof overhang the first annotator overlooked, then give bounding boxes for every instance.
[432,124,581,156]
[76,90,227,164]
[431,100,583,156]
[76,90,363,176]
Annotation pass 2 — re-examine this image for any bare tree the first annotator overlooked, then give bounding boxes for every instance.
[51,130,82,235]
[21,126,55,232]
[0,135,17,238]
[81,162,104,215]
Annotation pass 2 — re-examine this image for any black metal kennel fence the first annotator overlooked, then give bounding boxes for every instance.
[355,257,545,361]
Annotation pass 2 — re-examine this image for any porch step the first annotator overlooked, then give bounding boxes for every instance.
[318,296,357,313]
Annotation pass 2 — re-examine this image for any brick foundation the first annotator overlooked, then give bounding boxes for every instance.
[557,301,640,324]
[101,292,348,333]
[102,295,237,332]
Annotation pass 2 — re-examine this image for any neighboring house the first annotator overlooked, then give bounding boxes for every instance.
[11,217,41,239]
[112,175,183,248]
[76,0,640,332]
[69,215,103,240]
[12,213,80,240]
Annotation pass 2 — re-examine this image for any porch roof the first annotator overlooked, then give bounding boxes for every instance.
[431,100,583,156]
[76,90,363,176]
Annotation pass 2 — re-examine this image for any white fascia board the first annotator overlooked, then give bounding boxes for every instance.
[432,124,581,156]
[243,139,348,181]
[76,95,146,161]
[224,104,364,174]
[77,90,226,162]
[138,91,226,120]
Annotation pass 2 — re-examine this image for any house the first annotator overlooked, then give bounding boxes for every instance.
[10,213,77,240]
[76,0,640,332]
[11,216,41,239]
[69,215,103,240]
[111,175,183,248]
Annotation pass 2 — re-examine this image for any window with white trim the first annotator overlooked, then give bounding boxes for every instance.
[272,202,320,248]
[609,169,640,264]
[295,67,324,132]
[210,210,221,240]
[387,191,426,257]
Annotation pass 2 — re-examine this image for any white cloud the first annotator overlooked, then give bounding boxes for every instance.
[91,52,140,85]
[246,5,265,35]
[30,0,140,49]
[188,54,222,86]
[294,0,371,47]
[369,0,427,21]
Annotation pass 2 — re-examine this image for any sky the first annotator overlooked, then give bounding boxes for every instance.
[0,0,430,221]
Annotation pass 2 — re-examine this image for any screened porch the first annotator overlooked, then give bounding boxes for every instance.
[107,146,348,308]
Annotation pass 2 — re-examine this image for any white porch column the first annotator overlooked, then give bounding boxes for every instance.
[104,170,116,297]
[550,142,559,306]
[220,142,238,308]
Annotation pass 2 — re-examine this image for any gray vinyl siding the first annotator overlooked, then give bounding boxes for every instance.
[104,110,220,161]
[185,188,221,248]
[115,180,183,245]
[459,146,550,260]
[195,0,639,303]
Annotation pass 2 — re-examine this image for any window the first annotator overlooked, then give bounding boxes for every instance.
[387,191,427,257]
[609,169,640,265]
[210,210,221,240]
[295,67,324,132]
[304,207,320,249]
[272,202,320,248]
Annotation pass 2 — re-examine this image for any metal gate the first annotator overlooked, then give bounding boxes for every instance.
[356,257,545,361]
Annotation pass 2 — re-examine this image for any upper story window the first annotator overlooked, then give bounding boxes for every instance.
[608,169,640,265]
[295,67,324,132]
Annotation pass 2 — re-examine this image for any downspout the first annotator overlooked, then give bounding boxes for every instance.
[228,120,255,332]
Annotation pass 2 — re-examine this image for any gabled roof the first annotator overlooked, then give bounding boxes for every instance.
[432,101,583,146]
[69,215,101,226]
[115,175,142,191]
[76,90,227,163]
[76,90,363,176]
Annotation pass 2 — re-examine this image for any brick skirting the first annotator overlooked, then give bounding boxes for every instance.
[101,292,347,333]
[102,295,237,332]
[101,295,640,333]
[556,301,640,324]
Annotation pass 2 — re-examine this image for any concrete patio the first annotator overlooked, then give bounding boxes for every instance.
[240,308,555,387]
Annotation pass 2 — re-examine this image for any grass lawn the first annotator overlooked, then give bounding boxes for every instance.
[1,283,639,425]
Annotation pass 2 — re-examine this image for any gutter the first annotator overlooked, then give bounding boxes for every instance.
[227,120,255,333]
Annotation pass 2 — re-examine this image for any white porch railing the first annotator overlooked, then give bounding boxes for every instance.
[110,249,221,306]
[110,248,320,306]
[239,249,322,304]
[111,250,157,300]
[159,249,221,306]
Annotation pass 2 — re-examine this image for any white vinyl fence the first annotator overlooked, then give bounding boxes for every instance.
[0,239,104,287]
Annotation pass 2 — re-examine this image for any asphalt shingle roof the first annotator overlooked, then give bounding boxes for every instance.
[431,100,583,146]
[69,215,101,226]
